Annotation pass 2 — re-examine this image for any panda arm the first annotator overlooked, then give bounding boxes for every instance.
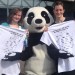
[20,46,34,61]
[47,44,73,60]
[47,44,59,60]
[2,47,34,61]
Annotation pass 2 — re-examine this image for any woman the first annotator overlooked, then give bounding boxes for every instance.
[52,1,73,24]
[40,1,74,75]
[1,8,25,75]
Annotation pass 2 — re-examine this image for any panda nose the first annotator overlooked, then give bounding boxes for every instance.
[35,19,42,24]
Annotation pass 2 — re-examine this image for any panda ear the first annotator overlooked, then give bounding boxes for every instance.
[22,8,29,18]
[45,6,54,16]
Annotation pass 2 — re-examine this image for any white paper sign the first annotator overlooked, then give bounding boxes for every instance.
[0,25,26,60]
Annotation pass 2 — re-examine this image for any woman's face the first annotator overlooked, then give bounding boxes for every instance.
[12,11,22,23]
[53,5,65,19]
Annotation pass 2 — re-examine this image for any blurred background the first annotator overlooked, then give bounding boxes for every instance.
[0,0,75,24]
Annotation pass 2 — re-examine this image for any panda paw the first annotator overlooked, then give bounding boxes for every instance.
[59,53,74,59]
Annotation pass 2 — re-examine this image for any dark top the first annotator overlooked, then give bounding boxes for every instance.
[52,17,74,24]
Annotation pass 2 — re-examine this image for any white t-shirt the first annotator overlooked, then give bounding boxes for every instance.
[1,26,24,75]
[40,20,75,73]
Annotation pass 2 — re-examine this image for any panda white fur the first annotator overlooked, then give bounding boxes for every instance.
[23,7,56,75]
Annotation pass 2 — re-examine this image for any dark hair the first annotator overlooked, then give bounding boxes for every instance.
[52,1,64,9]
[8,8,23,25]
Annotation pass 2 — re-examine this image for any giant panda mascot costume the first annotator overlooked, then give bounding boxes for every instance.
[3,7,56,75]
[23,6,56,75]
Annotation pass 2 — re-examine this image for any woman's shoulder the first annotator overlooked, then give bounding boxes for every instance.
[65,17,74,21]
[1,22,9,27]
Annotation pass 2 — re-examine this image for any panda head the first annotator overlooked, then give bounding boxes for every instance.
[24,7,54,33]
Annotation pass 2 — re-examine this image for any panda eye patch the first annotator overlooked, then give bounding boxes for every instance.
[41,11,50,23]
[41,11,48,17]
[28,12,34,18]
[27,12,34,25]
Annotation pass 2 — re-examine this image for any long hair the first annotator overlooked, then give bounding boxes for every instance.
[8,8,24,26]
